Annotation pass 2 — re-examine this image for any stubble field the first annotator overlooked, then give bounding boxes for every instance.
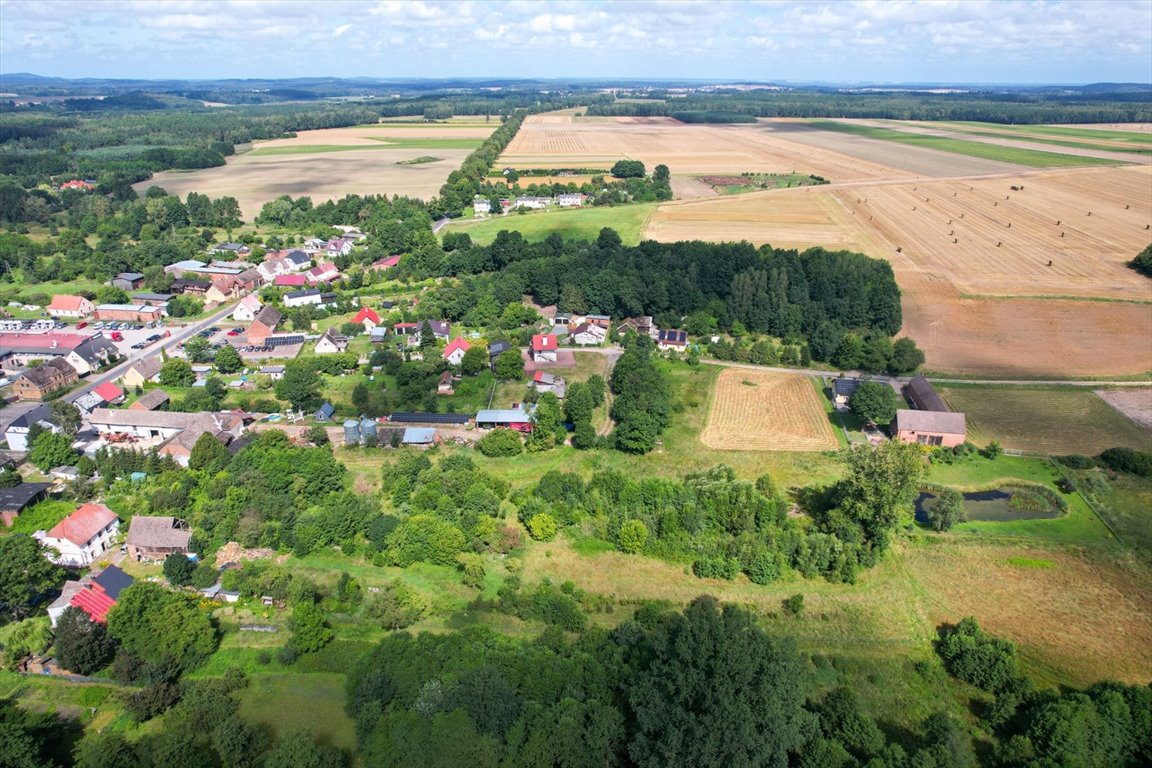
[139,121,496,219]
[700,369,838,451]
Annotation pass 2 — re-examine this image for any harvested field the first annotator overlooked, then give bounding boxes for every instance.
[138,122,496,219]
[700,369,837,451]
[501,114,920,181]
[1095,388,1152,430]
[937,385,1152,454]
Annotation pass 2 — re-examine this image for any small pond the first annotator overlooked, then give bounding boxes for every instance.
[915,487,1062,524]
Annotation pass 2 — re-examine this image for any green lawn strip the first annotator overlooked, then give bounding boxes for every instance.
[364,137,484,149]
[10,278,108,300]
[807,120,1123,168]
[896,121,1152,155]
[944,121,1152,144]
[440,203,659,247]
[236,673,357,752]
[812,376,850,449]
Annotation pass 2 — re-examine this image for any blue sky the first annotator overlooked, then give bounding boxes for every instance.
[2,0,1150,84]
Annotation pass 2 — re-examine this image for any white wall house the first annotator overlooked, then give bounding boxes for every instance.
[36,503,120,567]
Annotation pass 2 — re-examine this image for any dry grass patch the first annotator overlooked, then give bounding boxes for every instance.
[1095,388,1152,430]
[701,369,837,451]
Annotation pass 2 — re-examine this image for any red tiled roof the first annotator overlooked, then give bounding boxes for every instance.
[353,307,381,324]
[273,274,307,286]
[70,584,116,623]
[48,295,88,312]
[531,334,557,351]
[47,503,118,548]
[93,382,124,402]
[372,255,401,269]
[443,338,471,358]
[0,332,91,351]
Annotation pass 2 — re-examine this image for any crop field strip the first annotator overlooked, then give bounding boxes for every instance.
[938,385,1152,455]
[700,369,838,451]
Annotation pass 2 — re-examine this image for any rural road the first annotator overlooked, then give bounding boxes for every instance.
[432,217,451,234]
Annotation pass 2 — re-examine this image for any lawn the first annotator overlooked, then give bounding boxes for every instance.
[236,673,357,752]
[937,384,1152,455]
[440,203,659,247]
[808,120,1124,168]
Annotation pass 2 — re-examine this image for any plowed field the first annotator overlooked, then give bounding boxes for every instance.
[701,370,838,451]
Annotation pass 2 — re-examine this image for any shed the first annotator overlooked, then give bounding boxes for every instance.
[314,402,336,422]
[0,482,52,527]
[402,428,437,445]
[905,375,949,412]
[125,516,191,561]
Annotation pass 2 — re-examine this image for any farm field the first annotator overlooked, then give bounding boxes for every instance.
[1095,387,1152,430]
[700,369,838,451]
[441,203,658,246]
[915,121,1152,155]
[138,121,496,219]
[937,385,1152,455]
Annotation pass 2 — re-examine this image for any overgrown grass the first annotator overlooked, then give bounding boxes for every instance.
[6,499,75,534]
[808,120,1124,167]
[441,203,659,247]
[1069,469,1152,556]
[236,673,357,752]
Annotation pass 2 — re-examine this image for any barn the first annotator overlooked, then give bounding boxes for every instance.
[476,406,535,432]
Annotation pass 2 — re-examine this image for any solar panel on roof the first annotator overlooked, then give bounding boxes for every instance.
[266,334,305,347]
[387,412,471,424]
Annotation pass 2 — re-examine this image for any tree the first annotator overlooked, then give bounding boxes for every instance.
[305,424,330,446]
[626,596,809,768]
[418,320,438,352]
[477,428,523,457]
[106,582,218,672]
[493,349,524,380]
[96,286,129,305]
[936,617,1021,694]
[275,364,322,410]
[925,488,966,532]
[188,432,230,473]
[214,344,242,374]
[0,536,63,621]
[183,336,212,364]
[460,345,487,376]
[888,337,925,375]
[264,732,345,768]
[1128,242,1152,278]
[618,519,649,554]
[571,420,597,450]
[526,513,558,542]
[159,359,195,387]
[163,553,196,586]
[848,381,898,425]
[610,159,646,178]
[54,607,116,675]
[28,430,78,471]
[49,400,82,437]
[826,440,925,554]
[288,600,333,654]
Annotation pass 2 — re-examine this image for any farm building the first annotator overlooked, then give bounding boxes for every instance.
[894,410,967,447]
[112,273,145,291]
[247,306,283,346]
[371,255,401,271]
[402,427,437,446]
[315,403,336,422]
[532,371,566,398]
[128,389,171,411]
[125,516,191,562]
[476,406,535,432]
[171,277,210,295]
[94,304,164,323]
[35,502,120,567]
[437,370,455,395]
[68,565,134,623]
[284,289,324,308]
[47,295,95,319]
[905,375,949,413]
[386,413,471,426]
[273,274,308,288]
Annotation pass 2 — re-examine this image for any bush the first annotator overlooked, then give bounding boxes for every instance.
[1056,454,1097,470]
[936,616,1021,694]
[783,594,805,616]
[527,513,558,542]
[981,440,1004,459]
[1097,447,1152,477]
[692,557,739,580]
[477,428,523,457]
[162,553,196,586]
[617,519,649,554]
[925,488,966,532]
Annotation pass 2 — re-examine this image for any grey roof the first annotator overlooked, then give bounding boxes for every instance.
[72,336,118,367]
[0,482,51,511]
[402,427,436,444]
[895,409,966,435]
[20,358,75,387]
[7,403,53,431]
[832,378,863,397]
[127,356,163,380]
[285,289,321,300]
[48,581,85,614]
[315,403,336,420]
[251,305,282,328]
[488,341,512,356]
[476,406,534,423]
[116,272,144,281]
[126,516,191,550]
[131,389,171,410]
[91,565,133,599]
[131,292,173,302]
[284,250,310,266]
[905,375,948,412]
[259,365,285,374]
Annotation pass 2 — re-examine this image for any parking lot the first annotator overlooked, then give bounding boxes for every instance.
[97,324,170,359]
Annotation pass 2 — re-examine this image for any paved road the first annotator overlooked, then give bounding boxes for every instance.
[432,217,451,234]
[63,301,239,405]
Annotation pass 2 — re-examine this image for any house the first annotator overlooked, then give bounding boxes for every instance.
[273,274,308,288]
[128,389,170,412]
[488,340,512,369]
[171,277,210,295]
[443,338,471,366]
[259,365,285,380]
[306,262,341,284]
[4,404,58,452]
[315,328,348,355]
[210,242,251,257]
[557,193,586,207]
[1,332,112,373]
[905,374,949,413]
[476,406,535,432]
[93,381,125,406]
[47,581,85,627]
[95,304,164,324]
[584,314,612,329]
[437,370,455,395]
[247,306,283,346]
[393,322,419,336]
[616,316,655,339]
[424,321,450,342]
[69,565,133,623]
[125,517,191,562]
[473,198,492,214]
[50,465,80,482]
[530,334,558,363]
[0,482,52,527]
[570,323,607,346]
[14,358,78,400]
[656,329,689,352]
[371,255,402,272]
[204,284,231,306]
[158,425,229,467]
[36,502,120,567]
[47,295,95,319]
[283,289,323,308]
[314,402,336,422]
[283,250,312,271]
[369,327,389,344]
[112,273,145,291]
[257,257,289,282]
[553,313,571,327]
[532,370,567,398]
[353,306,381,332]
[67,336,119,376]
[60,179,95,192]
[894,410,967,448]
[513,196,550,210]
[121,357,163,389]
[90,408,244,444]
[233,295,263,323]
[325,238,355,258]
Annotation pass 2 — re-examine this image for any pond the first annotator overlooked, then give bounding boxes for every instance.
[915,487,1063,523]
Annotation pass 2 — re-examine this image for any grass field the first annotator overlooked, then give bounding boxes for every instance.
[247,137,482,155]
[237,673,356,752]
[808,120,1125,167]
[441,203,658,246]
[700,369,839,451]
[938,385,1152,454]
[1069,469,1152,555]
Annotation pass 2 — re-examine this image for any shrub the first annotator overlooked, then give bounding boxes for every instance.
[1097,447,1152,477]
[783,594,805,616]
[936,616,1021,694]
[1056,454,1097,470]
[527,513,558,542]
[477,428,523,457]
[692,557,739,580]
[617,519,649,554]
[981,440,1003,459]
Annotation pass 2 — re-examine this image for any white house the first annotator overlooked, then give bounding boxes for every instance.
[315,328,348,355]
[326,238,355,258]
[556,193,586,207]
[443,337,471,366]
[284,289,323,308]
[473,198,492,215]
[36,503,119,567]
[47,295,95,319]
[513,196,550,210]
[530,333,558,363]
[571,323,607,346]
[232,295,263,322]
[4,404,58,452]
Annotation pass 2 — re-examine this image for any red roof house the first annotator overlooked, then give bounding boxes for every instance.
[353,307,381,331]
[273,274,308,287]
[47,295,95,318]
[530,334,558,362]
[371,255,402,270]
[443,338,472,366]
[93,382,125,404]
[69,565,133,623]
[39,503,120,566]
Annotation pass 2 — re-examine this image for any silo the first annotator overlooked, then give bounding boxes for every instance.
[360,416,378,444]
[343,419,361,446]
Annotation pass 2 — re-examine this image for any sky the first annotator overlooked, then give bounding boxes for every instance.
[1,0,1150,84]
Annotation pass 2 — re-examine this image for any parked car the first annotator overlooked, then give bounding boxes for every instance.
[110,331,124,342]
[76,321,87,329]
